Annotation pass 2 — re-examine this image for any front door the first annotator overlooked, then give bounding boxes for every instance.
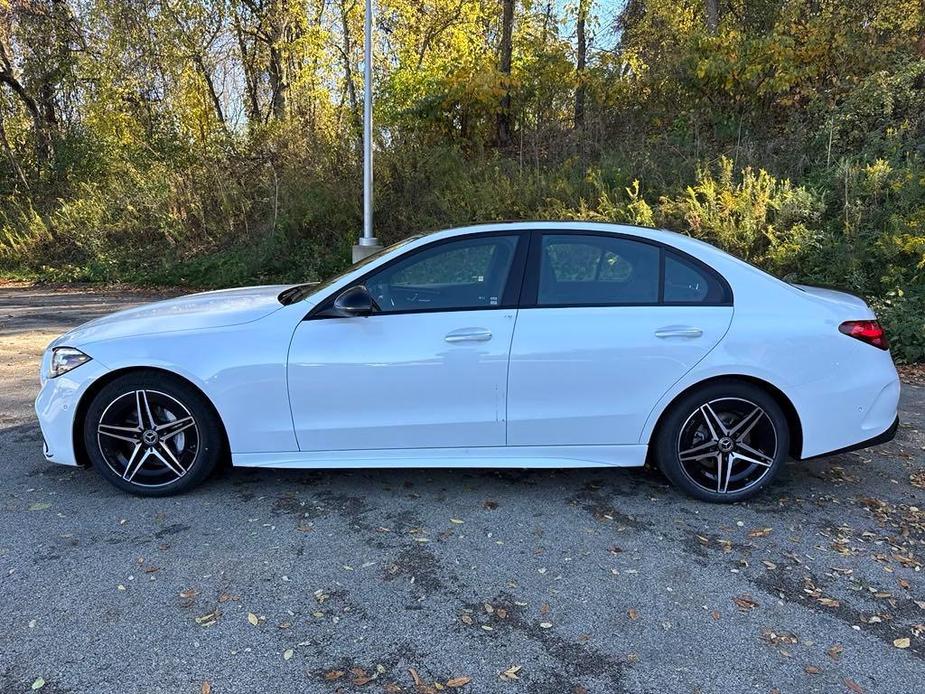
[288,232,526,451]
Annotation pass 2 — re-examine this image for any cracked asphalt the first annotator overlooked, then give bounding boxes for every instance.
[1,284,924,694]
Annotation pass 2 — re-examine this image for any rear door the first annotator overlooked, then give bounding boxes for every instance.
[506,231,734,446]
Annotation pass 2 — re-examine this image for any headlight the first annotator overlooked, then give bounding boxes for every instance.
[49,347,91,378]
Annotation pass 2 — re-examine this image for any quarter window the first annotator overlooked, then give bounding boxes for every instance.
[365,235,520,312]
[538,235,660,306]
[663,251,727,304]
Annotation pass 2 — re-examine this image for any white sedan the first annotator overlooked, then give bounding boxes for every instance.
[35,222,900,502]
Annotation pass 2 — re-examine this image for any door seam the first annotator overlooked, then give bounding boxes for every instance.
[503,308,520,446]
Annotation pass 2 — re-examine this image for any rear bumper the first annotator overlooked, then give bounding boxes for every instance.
[791,351,900,458]
[801,415,898,460]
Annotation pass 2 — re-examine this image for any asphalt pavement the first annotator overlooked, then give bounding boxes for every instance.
[1,284,924,694]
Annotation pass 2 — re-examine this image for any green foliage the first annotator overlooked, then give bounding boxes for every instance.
[875,290,925,364]
[0,0,923,360]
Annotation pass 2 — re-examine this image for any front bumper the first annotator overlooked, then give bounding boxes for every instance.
[35,358,110,466]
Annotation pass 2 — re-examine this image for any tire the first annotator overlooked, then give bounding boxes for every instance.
[654,381,789,503]
[82,371,224,496]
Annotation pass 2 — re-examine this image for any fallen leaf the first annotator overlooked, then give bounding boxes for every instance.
[324,670,344,681]
[804,664,821,674]
[539,622,553,629]
[732,595,759,611]
[761,630,798,645]
[627,608,639,621]
[31,678,45,690]
[195,609,219,626]
[826,643,843,661]
[28,503,50,512]
[200,682,211,694]
[748,528,772,538]
[711,610,721,621]
[247,612,259,626]
[352,669,373,686]
[283,649,294,661]
[500,665,522,681]
[410,668,424,686]
[450,518,464,524]
[446,676,471,687]
[843,678,864,694]
[894,637,911,649]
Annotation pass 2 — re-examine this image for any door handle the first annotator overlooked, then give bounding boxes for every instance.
[655,326,703,338]
[445,328,493,343]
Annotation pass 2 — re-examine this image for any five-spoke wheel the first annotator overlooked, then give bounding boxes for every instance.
[97,389,199,487]
[655,382,789,502]
[84,372,223,496]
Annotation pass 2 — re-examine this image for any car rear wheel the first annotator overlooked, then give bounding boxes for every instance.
[83,372,224,496]
[654,381,789,503]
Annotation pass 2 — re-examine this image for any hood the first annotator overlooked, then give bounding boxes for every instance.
[54,285,291,347]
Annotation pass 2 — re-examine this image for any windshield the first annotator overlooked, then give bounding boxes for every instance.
[278,236,421,305]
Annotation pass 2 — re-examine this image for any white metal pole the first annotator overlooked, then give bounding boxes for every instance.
[354,0,381,261]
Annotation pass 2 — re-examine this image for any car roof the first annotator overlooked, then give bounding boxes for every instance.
[418,221,721,258]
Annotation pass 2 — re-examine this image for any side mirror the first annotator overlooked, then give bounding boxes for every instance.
[331,285,375,317]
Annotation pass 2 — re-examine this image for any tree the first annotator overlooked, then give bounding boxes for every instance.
[496,0,513,146]
[0,0,79,163]
[574,0,589,130]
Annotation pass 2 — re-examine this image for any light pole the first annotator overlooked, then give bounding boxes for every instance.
[352,0,382,262]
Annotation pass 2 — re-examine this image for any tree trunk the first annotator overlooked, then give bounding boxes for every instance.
[268,42,288,121]
[339,0,360,133]
[496,0,514,147]
[705,0,719,34]
[232,9,262,124]
[574,0,589,130]
[232,8,260,123]
[194,53,226,128]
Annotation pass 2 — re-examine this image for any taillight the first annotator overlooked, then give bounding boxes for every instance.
[839,320,889,350]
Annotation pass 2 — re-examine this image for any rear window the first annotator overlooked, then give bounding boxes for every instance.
[538,235,660,306]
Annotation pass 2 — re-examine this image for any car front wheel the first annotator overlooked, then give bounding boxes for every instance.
[654,381,789,503]
[83,372,224,496]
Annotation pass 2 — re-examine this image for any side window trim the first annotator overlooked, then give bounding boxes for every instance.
[521,230,732,308]
[306,230,530,319]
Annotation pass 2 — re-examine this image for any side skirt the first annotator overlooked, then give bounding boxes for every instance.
[232,445,648,469]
